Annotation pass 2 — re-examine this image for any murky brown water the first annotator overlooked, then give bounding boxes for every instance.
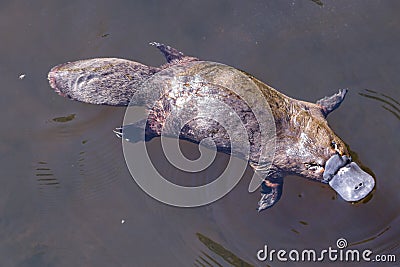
[1,1,399,266]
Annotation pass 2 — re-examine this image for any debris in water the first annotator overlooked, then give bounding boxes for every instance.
[311,0,323,6]
[52,114,76,123]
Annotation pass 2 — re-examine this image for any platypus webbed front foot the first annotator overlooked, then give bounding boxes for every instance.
[317,89,348,117]
[257,178,283,212]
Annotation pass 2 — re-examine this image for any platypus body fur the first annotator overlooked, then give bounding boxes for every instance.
[48,43,375,211]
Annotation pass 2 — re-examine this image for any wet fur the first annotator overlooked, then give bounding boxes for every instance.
[48,43,350,211]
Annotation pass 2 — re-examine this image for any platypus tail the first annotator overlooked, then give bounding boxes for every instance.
[48,42,196,106]
[48,58,159,106]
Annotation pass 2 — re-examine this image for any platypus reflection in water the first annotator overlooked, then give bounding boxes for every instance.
[48,42,375,212]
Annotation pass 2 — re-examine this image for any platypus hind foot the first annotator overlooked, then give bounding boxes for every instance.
[149,42,198,65]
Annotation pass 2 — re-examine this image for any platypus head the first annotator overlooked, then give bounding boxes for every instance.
[274,90,375,202]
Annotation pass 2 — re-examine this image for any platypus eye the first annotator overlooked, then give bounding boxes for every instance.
[305,162,324,172]
[331,141,337,149]
[330,140,342,154]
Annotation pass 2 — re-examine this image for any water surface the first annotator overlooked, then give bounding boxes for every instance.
[1,0,399,266]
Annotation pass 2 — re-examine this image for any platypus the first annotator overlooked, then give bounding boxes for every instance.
[48,42,375,212]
